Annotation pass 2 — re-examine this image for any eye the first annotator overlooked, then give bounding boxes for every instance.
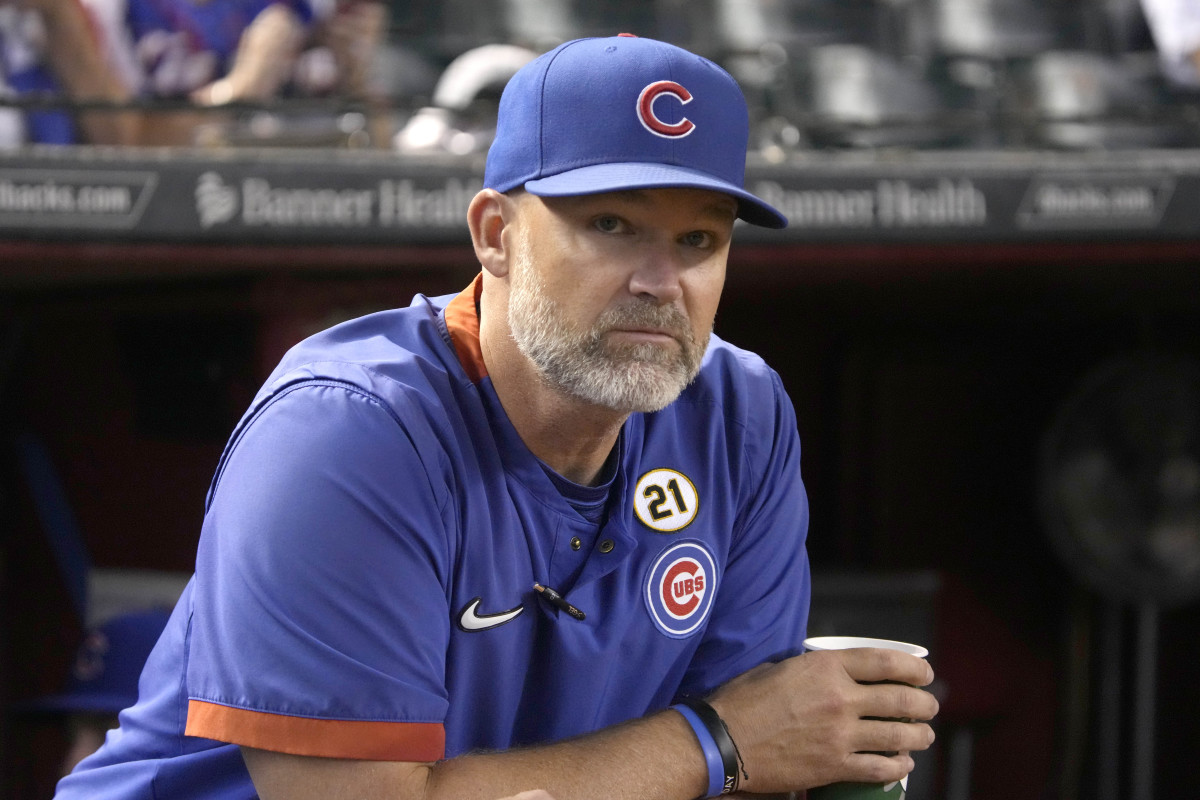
[680,230,715,249]
[592,215,628,234]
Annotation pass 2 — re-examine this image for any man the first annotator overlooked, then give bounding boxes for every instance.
[56,35,938,800]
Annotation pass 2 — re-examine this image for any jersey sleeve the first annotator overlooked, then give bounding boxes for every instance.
[679,370,810,697]
[184,380,454,761]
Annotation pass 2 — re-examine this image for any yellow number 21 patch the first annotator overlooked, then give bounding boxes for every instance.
[634,469,699,532]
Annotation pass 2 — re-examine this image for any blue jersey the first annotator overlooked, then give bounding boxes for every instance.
[56,276,811,798]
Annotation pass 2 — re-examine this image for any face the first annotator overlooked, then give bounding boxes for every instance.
[506,187,736,412]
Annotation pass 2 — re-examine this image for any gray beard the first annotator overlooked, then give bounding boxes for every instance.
[507,252,708,413]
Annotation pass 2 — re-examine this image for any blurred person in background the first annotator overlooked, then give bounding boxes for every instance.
[0,0,137,145]
[22,609,172,777]
[292,0,388,101]
[81,0,318,144]
[288,0,392,146]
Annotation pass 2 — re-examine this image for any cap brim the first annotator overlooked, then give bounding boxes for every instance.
[524,163,788,229]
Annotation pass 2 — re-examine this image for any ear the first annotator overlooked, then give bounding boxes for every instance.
[467,189,515,278]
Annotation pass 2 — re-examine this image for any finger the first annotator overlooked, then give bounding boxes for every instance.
[855,681,940,722]
[850,719,937,755]
[840,751,915,785]
[837,648,935,687]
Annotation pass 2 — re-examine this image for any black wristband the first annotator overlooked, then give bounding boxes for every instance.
[680,699,742,795]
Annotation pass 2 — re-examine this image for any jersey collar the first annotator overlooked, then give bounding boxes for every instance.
[444,274,487,383]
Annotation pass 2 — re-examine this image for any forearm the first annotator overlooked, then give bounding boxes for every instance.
[34,0,123,99]
[33,0,139,143]
[197,3,305,104]
[246,709,712,800]
[425,711,709,800]
[247,648,939,799]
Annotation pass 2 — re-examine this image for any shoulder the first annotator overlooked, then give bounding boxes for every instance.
[260,291,462,407]
[216,292,473,480]
[662,334,800,483]
[204,293,476,519]
[683,333,791,424]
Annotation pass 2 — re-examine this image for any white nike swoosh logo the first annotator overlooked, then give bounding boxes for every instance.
[458,597,525,632]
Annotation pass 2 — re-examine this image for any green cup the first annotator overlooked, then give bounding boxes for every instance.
[802,636,929,800]
[808,780,908,799]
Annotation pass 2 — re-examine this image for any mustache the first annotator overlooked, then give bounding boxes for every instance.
[594,300,693,344]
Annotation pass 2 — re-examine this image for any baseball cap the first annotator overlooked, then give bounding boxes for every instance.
[26,609,171,715]
[483,35,788,229]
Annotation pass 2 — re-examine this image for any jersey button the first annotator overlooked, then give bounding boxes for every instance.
[598,539,615,554]
[570,537,582,551]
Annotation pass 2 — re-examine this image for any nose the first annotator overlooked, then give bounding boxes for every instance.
[627,241,685,305]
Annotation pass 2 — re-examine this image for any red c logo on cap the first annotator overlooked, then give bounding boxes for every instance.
[637,81,695,139]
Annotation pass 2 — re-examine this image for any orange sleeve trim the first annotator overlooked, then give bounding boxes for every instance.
[185,699,445,762]
[444,274,488,384]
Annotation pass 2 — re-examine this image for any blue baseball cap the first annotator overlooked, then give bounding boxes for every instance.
[27,609,171,716]
[484,35,788,229]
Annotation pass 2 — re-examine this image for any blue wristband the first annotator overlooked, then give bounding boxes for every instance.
[672,703,725,798]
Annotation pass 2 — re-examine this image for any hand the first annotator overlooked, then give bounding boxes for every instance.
[707,648,939,794]
[322,1,387,97]
[496,793,557,800]
[191,77,237,106]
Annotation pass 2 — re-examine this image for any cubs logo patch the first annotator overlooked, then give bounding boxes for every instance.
[634,468,698,532]
[637,80,695,139]
[645,540,718,638]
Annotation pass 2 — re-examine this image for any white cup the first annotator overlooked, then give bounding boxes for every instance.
[803,636,928,658]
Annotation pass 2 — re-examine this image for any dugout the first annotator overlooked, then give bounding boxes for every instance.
[2,145,1200,800]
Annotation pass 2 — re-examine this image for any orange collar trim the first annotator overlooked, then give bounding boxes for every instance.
[445,274,488,383]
